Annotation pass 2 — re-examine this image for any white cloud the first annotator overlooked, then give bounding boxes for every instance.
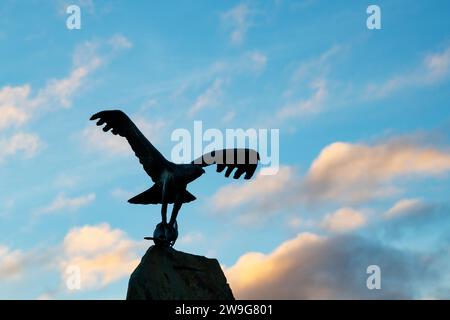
[54,174,80,189]
[277,79,327,119]
[303,138,450,204]
[0,36,131,164]
[36,293,53,300]
[189,78,224,116]
[287,216,302,229]
[365,45,450,98]
[83,115,166,156]
[60,223,141,289]
[0,43,105,165]
[0,245,55,282]
[222,111,236,123]
[108,34,133,50]
[0,132,43,162]
[82,125,130,155]
[37,66,91,108]
[209,134,450,221]
[290,46,341,86]
[0,223,141,293]
[210,167,298,226]
[134,117,166,142]
[276,46,341,120]
[33,40,108,109]
[0,40,104,115]
[0,106,29,131]
[111,188,134,201]
[425,46,450,81]
[178,232,205,245]
[0,34,131,152]
[212,166,294,211]
[0,85,32,130]
[38,193,95,215]
[0,246,24,281]
[57,0,95,15]
[170,51,267,114]
[320,208,367,232]
[140,98,158,110]
[247,51,267,72]
[222,4,252,45]
[225,232,439,299]
[384,198,428,219]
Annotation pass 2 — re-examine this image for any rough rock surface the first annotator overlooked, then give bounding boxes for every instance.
[126,245,234,300]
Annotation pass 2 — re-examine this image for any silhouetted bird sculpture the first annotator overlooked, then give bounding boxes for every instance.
[90,110,260,246]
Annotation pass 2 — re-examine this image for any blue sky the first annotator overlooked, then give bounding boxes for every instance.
[1,0,450,299]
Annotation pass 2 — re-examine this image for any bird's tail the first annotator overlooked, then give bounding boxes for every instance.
[128,184,196,204]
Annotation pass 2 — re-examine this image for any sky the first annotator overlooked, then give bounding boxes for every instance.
[1,0,450,299]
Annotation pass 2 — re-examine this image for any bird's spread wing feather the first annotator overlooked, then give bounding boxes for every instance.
[90,110,169,182]
[191,148,260,179]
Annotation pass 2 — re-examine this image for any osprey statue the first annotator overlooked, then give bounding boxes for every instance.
[90,110,260,246]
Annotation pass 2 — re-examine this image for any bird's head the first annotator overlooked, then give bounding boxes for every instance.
[185,165,205,183]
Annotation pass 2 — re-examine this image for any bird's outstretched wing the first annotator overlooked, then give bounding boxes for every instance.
[191,148,260,179]
[90,110,170,182]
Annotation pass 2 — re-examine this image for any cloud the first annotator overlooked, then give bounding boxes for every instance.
[178,232,205,245]
[209,133,450,224]
[287,216,302,229]
[277,79,327,119]
[36,66,93,109]
[425,46,450,81]
[0,223,141,294]
[0,39,113,155]
[212,51,268,75]
[0,35,131,164]
[171,51,267,116]
[82,125,130,155]
[365,45,450,99]
[188,78,224,116]
[210,167,298,225]
[54,174,80,189]
[32,38,122,109]
[276,46,341,120]
[0,245,55,282]
[373,199,450,247]
[222,111,236,123]
[225,232,441,299]
[0,132,43,162]
[290,46,341,86]
[38,193,95,215]
[247,51,267,72]
[34,39,106,109]
[111,188,134,201]
[60,223,141,289]
[222,4,252,45]
[56,0,95,15]
[36,293,53,300]
[82,115,166,155]
[0,246,25,281]
[108,34,133,50]
[384,198,429,219]
[0,106,29,131]
[133,116,166,142]
[303,138,450,204]
[0,40,104,116]
[320,208,367,232]
[0,199,15,219]
[0,85,32,131]
[212,166,294,212]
